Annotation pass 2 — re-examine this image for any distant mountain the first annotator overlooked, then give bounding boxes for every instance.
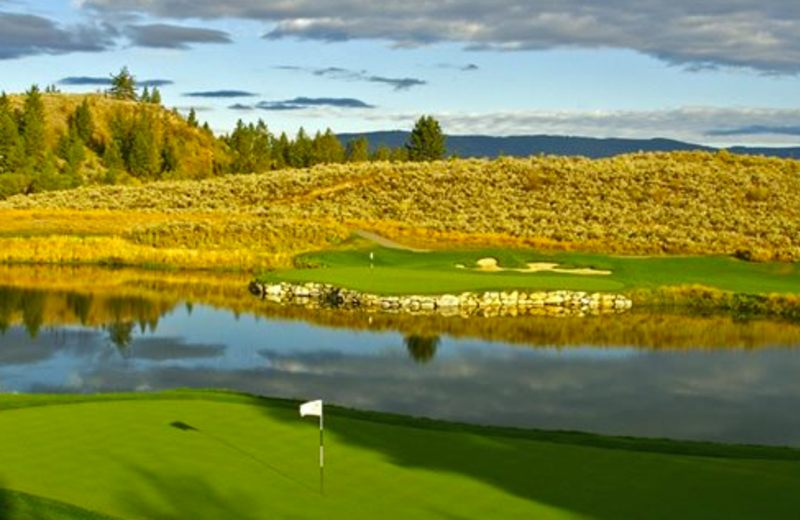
[338,131,800,159]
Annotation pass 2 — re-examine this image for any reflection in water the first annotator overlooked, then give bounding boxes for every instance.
[0,265,800,447]
[404,335,440,363]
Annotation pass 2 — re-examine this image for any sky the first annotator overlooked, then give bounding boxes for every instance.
[1,0,800,146]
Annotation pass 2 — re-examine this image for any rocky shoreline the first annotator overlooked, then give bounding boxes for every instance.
[249,281,633,317]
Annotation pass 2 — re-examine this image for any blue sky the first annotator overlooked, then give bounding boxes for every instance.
[1,0,800,145]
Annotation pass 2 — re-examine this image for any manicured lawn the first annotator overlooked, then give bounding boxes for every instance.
[1,391,799,520]
[258,247,800,295]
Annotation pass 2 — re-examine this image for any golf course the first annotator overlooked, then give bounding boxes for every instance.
[259,245,800,296]
[1,390,799,520]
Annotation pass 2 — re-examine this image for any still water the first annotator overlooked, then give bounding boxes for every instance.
[1,265,799,447]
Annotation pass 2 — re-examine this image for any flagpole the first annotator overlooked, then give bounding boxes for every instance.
[319,408,324,495]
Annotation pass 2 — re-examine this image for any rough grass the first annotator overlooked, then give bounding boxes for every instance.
[3,152,800,264]
[1,390,799,520]
[259,246,800,296]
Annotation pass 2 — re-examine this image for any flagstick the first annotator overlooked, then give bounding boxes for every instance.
[319,409,324,495]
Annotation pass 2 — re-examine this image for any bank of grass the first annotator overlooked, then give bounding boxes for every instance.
[1,390,799,520]
[258,246,800,296]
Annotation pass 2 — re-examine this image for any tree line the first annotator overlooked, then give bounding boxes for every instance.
[0,67,447,197]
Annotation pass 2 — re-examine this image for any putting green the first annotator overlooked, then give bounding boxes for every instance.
[1,391,799,520]
[259,246,800,295]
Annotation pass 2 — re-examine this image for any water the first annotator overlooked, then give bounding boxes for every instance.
[1,265,800,447]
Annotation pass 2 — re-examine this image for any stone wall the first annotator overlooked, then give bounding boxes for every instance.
[249,281,633,318]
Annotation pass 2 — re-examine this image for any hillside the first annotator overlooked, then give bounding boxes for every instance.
[1,152,799,268]
[339,131,800,159]
[0,92,225,196]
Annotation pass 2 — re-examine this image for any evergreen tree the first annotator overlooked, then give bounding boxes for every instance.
[20,85,47,170]
[0,107,23,175]
[109,67,137,101]
[252,120,273,172]
[228,119,255,173]
[69,99,94,147]
[271,132,288,169]
[140,86,151,103]
[151,87,162,105]
[187,108,198,128]
[102,138,124,183]
[310,129,345,165]
[406,115,446,161]
[390,146,409,162]
[160,127,180,176]
[290,127,312,168]
[372,145,392,162]
[128,110,161,179]
[56,126,86,178]
[346,137,370,162]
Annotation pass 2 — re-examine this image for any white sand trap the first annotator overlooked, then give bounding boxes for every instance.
[475,257,612,276]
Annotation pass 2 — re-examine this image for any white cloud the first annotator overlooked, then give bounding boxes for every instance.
[360,107,800,145]
[82,0,800,73]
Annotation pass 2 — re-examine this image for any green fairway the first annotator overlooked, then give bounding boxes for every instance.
[1,391,799,520]
[259,246,800,295]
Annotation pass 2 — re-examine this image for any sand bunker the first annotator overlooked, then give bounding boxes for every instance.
[474,257,612,276]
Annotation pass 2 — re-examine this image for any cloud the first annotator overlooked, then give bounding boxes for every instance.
[58,76,173,87]
[278,65,426,91]
[185,90,258,98]
[139,79,174,87]
[125,23,231,49]
[707,125,800,137]
[256,97,375,110]
[81,1,800,74]
[229,103,255,111]
[437,63,480,72]
[0,11,116,59]
[361,106,800,145]
[58,76,114,86]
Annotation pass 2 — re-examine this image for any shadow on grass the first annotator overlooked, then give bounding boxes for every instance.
[117,465,263,520]
[264,404,800,520]
[168,420,316,493]
[0,482,121,520]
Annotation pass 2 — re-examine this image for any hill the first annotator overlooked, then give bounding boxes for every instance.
[339,131,800,159]
[0,92,225,197]
[1,152,799,269]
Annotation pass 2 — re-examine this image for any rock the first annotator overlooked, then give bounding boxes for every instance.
[437,294,460,308]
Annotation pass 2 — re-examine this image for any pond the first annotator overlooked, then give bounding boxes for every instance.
[1,265,799,448]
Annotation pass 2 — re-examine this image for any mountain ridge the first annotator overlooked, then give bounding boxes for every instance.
[339,131,800,159]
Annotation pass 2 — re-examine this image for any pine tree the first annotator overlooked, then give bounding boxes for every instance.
[346,137,370,162]
[20,85,47,170]
[109,67,137,101]
[69,99,94,147]
[187,108,198,128]
[311,129,345,165]
[102,138,124,184]
[151,87,162,105]
[406,115,446,161]
[56,126,86,178]
[0,107,23,175]
[290,128,312,168]
[128,110,161,179]
[140,86,151,103]
[252,119,272,172]
[372,145,392,162]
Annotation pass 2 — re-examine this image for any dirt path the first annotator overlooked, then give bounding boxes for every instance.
[354,230,430,252]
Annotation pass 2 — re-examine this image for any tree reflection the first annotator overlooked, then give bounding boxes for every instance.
[404,334,441,363]
[106,321,136,358]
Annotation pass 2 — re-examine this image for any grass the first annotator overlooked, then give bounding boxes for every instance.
[0,390,799,520]
[258,246,800,296]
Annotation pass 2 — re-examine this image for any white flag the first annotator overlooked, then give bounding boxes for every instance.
[300,399,323,417]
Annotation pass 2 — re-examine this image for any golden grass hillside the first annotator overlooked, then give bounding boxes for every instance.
[1,151,799,268]
[4,92,225,183]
